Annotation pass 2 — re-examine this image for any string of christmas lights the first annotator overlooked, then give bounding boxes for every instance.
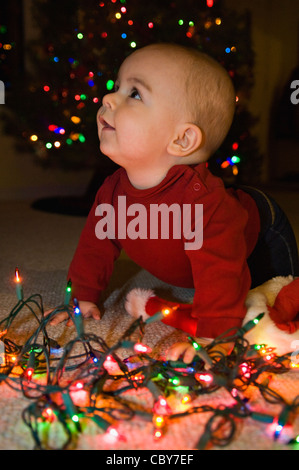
[0,268,298,450]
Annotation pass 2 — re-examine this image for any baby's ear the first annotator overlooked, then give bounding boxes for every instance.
[167,123,203,157]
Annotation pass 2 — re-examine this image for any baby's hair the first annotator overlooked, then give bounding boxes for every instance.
[141,43,236,158]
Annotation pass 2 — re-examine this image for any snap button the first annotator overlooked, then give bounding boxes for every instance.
[193,183,201,191]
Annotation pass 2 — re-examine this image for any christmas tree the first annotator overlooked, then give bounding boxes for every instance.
[3,0,262,206]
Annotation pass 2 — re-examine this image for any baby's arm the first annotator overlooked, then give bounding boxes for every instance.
[50,181,122,326]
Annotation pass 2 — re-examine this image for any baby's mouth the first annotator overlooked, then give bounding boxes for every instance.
[99,116,115,130]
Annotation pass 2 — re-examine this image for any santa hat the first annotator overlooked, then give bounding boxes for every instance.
[267,278,299,333]
[125,276,299,355]
[124,288,197,335]
[243,276,299,354]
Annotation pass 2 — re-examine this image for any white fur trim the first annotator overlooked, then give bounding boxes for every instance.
[243,275,298,355]
[125,288,155,320]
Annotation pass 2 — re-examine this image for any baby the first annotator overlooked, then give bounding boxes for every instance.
[50,43,299,362]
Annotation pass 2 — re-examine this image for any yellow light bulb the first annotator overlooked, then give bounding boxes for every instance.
[154,416,165,427]
[181,395,191,404]
[162,307,171,316]
[71,116,81,124]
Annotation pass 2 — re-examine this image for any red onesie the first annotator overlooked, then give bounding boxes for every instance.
[68,163,260,338]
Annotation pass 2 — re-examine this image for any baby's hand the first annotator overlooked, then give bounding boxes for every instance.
[166,342,198,364]
[45,300,101,326]
[166,340,234,364]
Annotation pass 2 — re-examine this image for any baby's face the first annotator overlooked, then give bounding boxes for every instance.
[97,47,187,176]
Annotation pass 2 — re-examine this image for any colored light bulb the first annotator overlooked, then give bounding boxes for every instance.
[26,368,33,379]
[42,407,54,422]
[104,426,120,444]
[195,372,213,383]
[64,279,72,305]
[62,391,79,425]
[15,267,20,283]
[73,298,81,315]
[241,313,264,333]
[159,397,167,407]
[134,343,152,354]
[73,298,84,337]
[169,377,180,386]
[145,305,175,324]
[15,268,23,301]
[154,415,165,427]
[191,340,200,351]
[106,80,114,91]
[25,350,36,380]
[231,155,241,164]
[181,394,191,404]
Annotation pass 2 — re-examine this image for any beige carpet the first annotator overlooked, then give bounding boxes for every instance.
[0,199,299,451]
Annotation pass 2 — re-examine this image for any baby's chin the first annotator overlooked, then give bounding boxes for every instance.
[98,143,121,166]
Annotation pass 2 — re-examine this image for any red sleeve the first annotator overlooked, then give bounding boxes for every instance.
[67,185,122,304]
[185,187,251,338]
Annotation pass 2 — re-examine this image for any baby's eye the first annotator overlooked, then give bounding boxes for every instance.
[129,88,141,100]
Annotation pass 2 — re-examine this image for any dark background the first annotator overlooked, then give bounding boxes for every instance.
[1,0,299,201]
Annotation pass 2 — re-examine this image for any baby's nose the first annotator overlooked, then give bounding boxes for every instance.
[98,105,106,115]
[102,92,116,109]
